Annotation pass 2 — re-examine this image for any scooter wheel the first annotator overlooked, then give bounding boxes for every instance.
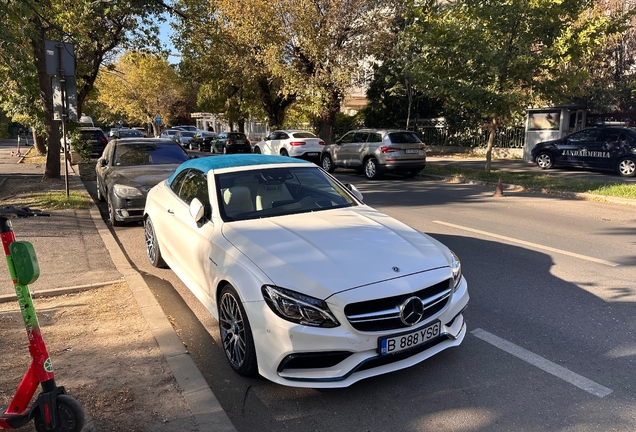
[34,394,85,432]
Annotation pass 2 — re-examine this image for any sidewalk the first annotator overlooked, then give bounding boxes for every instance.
[0,139,236,432]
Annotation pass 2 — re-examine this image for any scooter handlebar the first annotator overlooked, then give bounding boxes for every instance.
[0,206,50,219]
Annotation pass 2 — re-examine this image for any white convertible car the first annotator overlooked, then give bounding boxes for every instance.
[143,154,469,388]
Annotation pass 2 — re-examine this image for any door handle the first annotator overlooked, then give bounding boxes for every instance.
[167,209,174,215]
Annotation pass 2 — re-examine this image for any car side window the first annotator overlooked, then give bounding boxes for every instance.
[568,129,599,142]
[354,132,370,143]
[338,132,356,144]
[173,169,211,219]
[369,133,383,143]
[278,132,289,140]
[599,130,624,143]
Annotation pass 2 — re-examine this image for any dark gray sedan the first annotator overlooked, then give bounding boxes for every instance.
[95,138,191,226]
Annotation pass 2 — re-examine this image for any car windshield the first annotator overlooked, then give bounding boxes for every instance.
[227,133,247,140]
[181,131,195,137]
[113,143,190,166]
[163,130,177,136]
[80,131,104,140]
[388,132,421,144]
[291,132,317,138]
[216,166,357,222]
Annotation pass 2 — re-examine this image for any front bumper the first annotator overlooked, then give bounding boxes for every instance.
[110,194,146,223]
[245,273,469,388]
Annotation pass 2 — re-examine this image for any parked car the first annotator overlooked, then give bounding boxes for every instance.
[159,128,180,140]
[132,127,148,137]
[95,138,191,226]
[189,131,218,152]
[173,130,197,149]
[321,129,427,180]
[531,126,636,177]
[211,132,251,154]
[173,125,197,132]
[143,154,468,387]
[68,127,108,157]
[109,128,145,141]
[252,130,325,160]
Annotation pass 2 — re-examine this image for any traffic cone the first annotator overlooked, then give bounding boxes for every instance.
[493,177,504,197]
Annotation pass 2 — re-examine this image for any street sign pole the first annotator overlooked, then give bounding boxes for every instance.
[58,44,70,198]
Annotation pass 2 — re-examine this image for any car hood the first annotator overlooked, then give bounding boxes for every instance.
[108,165,180,193]
[221,206,450,299]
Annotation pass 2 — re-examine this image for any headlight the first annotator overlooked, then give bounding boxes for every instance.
[450,250,462,291]
[262,285,340,328]
[113,184,143,197]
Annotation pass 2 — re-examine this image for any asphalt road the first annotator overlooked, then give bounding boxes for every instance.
[84,154,636,432]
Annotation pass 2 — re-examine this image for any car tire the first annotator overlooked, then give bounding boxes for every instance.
[144,217,167,268]
[617,156,636,177]
[321,154,335,173]
[96,179,105,202]
[535,152,553,169]
[280,149,289,157]
[253,146,261,154]
[107,195,123,227]
[218,284,258,376]
[364,158,382,180]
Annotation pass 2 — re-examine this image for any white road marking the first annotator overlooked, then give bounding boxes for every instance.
[432,220,619,267]
[472,328,612,398]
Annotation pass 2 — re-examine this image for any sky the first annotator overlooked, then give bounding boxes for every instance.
[158,15,180,64]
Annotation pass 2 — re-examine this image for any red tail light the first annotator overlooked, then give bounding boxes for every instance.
[319,141,325,146]
[381,146,401,153]
[227,139,232,145]
[248,139,251,145]
[289,141,306,146]
[100,137,107,144]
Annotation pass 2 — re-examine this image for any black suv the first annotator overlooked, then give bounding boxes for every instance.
[211,132,251,154]
[531,126,636,177]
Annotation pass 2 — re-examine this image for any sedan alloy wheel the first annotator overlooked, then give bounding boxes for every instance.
[144,217,167,268]
[219,285,257,376]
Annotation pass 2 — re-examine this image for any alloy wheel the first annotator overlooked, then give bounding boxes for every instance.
[219,292,247,369]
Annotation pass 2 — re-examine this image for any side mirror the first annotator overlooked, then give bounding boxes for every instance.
[189,198,205,222]
[345,183,363,202]
[99,158,108,167]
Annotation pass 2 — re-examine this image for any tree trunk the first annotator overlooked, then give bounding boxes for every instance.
[238,119,245,133]
[318,88,343,144]
[405,77,413,130]
[30,25,61,179]
[32,131,46,155]
[257,77,295,131]
[485,118,497,172]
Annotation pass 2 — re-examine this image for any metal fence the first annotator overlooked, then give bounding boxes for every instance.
[414,118,525,148]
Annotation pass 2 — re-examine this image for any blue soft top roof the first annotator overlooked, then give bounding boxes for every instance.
[167,154,312,184]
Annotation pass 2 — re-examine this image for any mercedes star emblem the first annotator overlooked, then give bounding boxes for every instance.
[400,296,425,326]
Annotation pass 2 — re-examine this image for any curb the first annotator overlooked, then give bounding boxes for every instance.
[422,173,636,207]
[0,280,124,304]
[56,164,237,432]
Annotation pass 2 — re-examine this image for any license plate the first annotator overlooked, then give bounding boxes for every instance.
[405,149,419,154]
[235,140,245,145]
[306,152,320,156]
[378,321,441,355]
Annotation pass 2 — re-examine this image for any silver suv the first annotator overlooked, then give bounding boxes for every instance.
[321,129,426,179]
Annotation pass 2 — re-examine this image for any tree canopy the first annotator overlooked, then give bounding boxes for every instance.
[401,0,622,170]
[95,52,185,135]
